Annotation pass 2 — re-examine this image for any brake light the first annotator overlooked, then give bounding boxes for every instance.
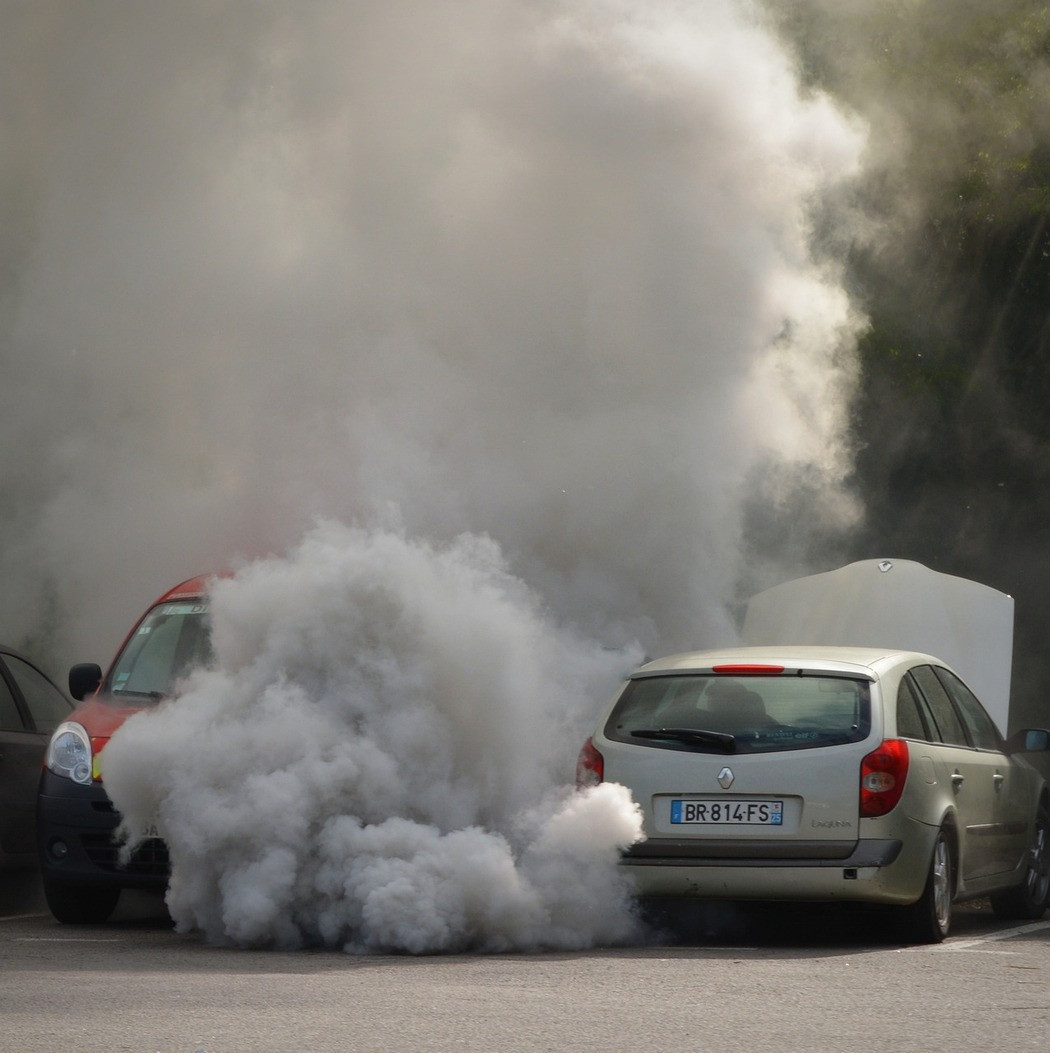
[576,738,604,789]
[860,739,909,817]
[712,664,785,675]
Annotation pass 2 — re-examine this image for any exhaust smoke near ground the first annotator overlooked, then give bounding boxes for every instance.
[102,523,645,952]
[4,1,867,950]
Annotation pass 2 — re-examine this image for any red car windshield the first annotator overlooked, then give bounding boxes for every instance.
[108,601,212,701]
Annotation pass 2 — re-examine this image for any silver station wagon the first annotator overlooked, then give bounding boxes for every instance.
[577,645,1050,942]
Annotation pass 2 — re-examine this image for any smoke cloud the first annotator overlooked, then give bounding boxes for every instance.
[101,522,645,952]
[2,0,864,660]
[4,2,866,950]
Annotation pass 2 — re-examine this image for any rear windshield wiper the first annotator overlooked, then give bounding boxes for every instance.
[630,727,737,753]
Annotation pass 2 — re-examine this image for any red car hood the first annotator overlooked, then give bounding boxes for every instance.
[68,695,147,738]
[67,695,149,783]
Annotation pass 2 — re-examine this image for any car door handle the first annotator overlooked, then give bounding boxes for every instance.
[993,772,1005,791]
[951,770,964,792]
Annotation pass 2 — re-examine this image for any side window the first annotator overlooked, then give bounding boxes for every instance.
[910,665,970,746]
[4,655,71,734]
[0,667,26,731]
[896,676,931,740]
[934,667,1001,751]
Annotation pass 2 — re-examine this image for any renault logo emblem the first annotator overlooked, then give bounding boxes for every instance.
[717,766,735,789]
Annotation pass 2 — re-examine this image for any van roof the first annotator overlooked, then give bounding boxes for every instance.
[156,574,213,602]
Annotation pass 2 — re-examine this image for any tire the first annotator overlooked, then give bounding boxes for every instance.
[898,828,954,944]
[990,801,1050,920]
[43,880,121,924]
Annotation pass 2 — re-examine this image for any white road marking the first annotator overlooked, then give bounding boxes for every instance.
[11,936,123,943]
[929,920,1050,951]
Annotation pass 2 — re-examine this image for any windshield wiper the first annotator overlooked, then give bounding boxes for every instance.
[630,727,737,753]
[111,689,166,701]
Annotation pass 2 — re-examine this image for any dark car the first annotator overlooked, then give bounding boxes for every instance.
[1,646,74,870]
[37,575,212,923]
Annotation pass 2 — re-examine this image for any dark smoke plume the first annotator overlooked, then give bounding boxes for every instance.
[759,0,1050,729]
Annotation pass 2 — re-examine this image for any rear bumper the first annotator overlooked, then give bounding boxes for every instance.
[620,836,924,904]
[36,769,170,891]
[624,838,901,866]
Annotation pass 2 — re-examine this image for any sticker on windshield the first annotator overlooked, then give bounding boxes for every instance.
[159,603,209,616]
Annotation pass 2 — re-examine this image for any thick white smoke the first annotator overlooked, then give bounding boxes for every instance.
[3,1,867,951]
[2,0,863,661]
[101,522,645,952]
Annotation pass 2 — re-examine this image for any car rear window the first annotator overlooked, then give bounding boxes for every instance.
[604,674,871,754]
[108,602,213,701]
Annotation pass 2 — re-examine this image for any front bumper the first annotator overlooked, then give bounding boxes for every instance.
[37,769,170,890]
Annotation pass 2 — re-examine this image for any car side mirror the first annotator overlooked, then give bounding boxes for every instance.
[1006,728,1050,753]
[69,663,103,701]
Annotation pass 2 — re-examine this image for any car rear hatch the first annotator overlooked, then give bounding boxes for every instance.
[598,663,876,861]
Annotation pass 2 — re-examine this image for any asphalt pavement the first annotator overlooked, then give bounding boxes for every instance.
[4,870,1049,1053]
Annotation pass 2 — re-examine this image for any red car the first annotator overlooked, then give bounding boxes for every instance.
[37,576,212,923]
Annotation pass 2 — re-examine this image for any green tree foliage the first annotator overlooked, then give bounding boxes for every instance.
[759,0,1050,725]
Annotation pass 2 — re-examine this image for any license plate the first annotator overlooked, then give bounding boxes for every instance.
[670,799,783,825]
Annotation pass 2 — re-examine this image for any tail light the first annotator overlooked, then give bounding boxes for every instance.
[712,664,785,675]
[576,738,604,789]
[860,738,909,817]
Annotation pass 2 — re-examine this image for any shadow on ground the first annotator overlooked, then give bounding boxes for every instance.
[636,896,1000,949]
[1,867,170,925]
[0,868,46,916]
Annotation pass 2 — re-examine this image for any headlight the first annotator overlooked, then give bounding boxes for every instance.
[45,722,94,785]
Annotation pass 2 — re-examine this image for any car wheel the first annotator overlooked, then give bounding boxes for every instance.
[990,801,1050,920]
[43,880,121,924]
[898,828,953,944]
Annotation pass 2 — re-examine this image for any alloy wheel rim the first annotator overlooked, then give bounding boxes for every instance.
[932,838,951,932]
[1026,817,1050,903]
